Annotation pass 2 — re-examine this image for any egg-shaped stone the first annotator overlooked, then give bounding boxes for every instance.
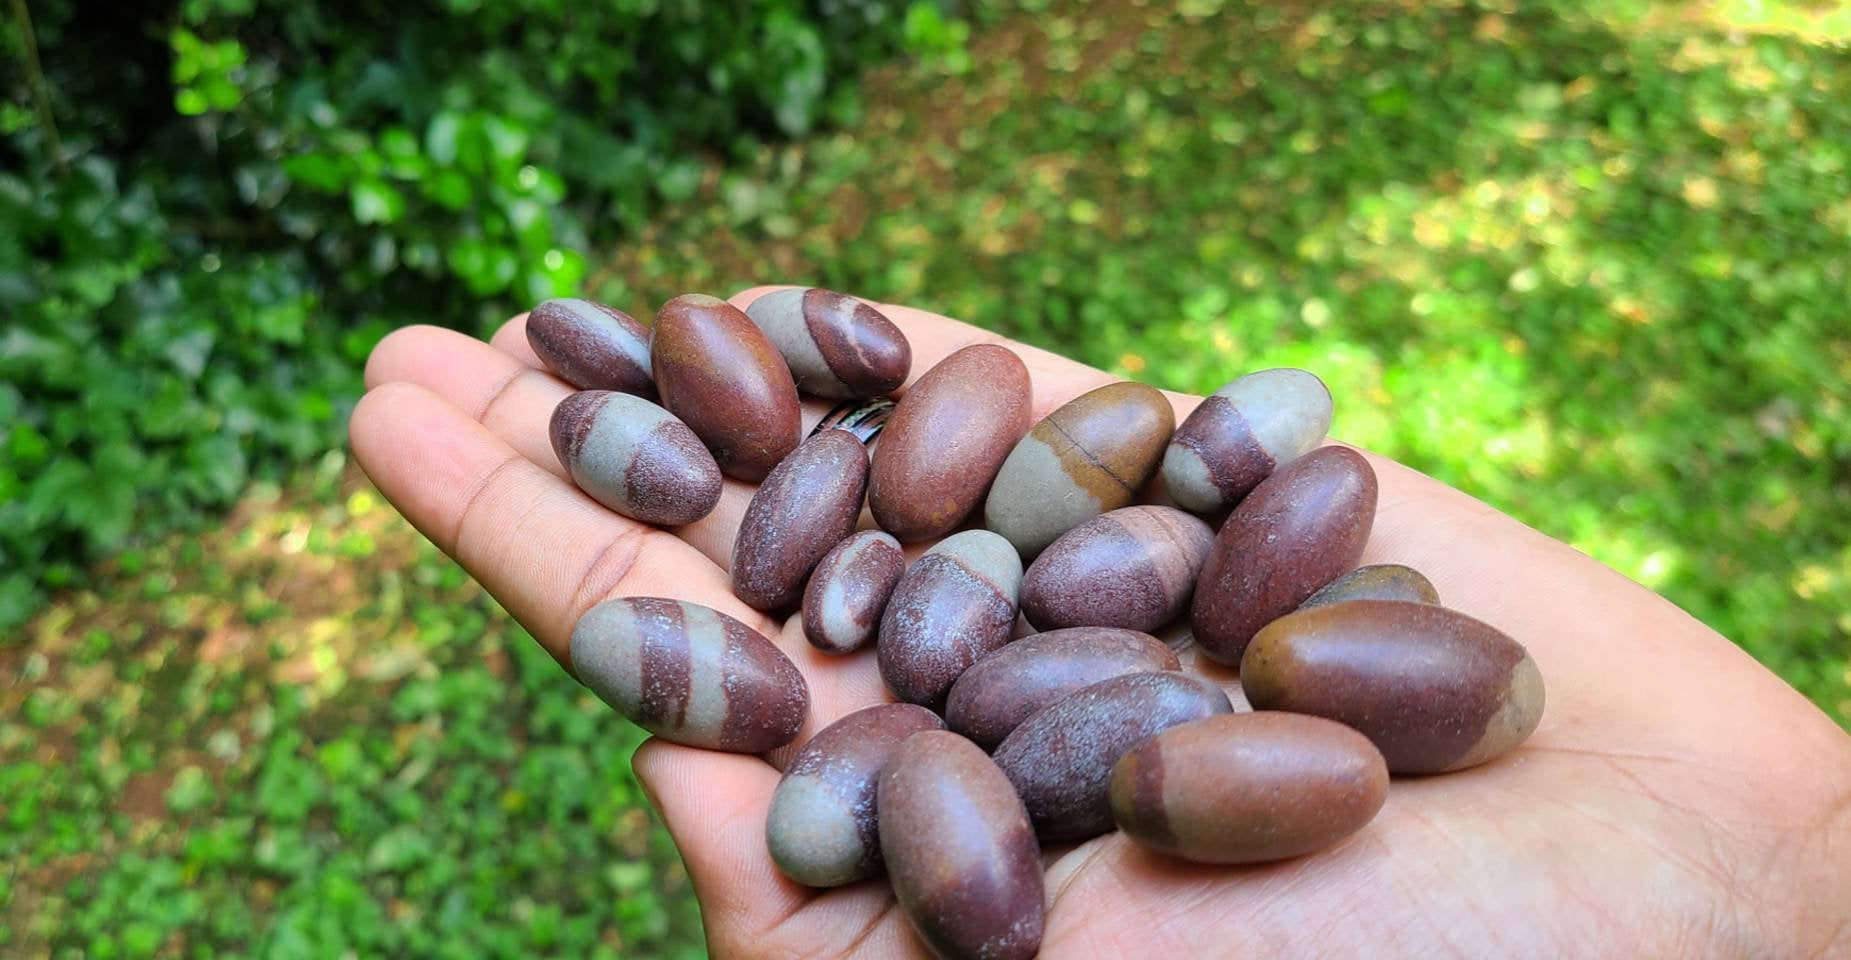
[1241,600,1546,774]
[869,344,1032,541]
[651,293,801,482]
[1190,446,1378,664]
[879,731,1043,960]
[745,287,912,399]
[945,627,1180,751]
[877,530,1022,707]
[526,298,657,399]
[984,381,1175,557]
[1162,368,1332,514]
[569,598,808,753]
[1300,563,1439,610]
[802,530,906,655]
[732,430,869,612]
[1109,712,1389,864]
[549,390,723,526]
[766,704,945,887]
[1020,505,1214,632]
[993,671,1232,843]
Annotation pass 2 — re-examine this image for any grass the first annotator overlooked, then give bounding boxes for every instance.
[5,0,1850,955]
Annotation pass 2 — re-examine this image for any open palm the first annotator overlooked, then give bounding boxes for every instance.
[352,288,1851,958]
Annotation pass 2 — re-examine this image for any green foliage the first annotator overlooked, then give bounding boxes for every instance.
[2,490,705,956]
[0,0,951,629]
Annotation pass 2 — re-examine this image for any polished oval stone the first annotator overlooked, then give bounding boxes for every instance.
[746,288,911,399]
[869,344,1032,541]
[1162,368,1332,514]
[732,430,870,612]
[1190,446,1378,664]
[984,381,1175,557]
[651,293,801,482]
[1242,600,1546,774]
[1020,505,1213,633]
[879,731,1043,960]
[766,704,945,887]
[993,671,1232,842]
[1300,563,1439,610]
[569,598,808,753]
[1109,712,1388,864]
[945,627,1180,751]
[809,397,896,445]
[526,298,656,399]
[549,390,723,526]
[802,530,906,655]
[877,530,1023,706]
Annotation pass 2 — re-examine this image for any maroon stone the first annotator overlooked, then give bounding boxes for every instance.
[651,293,801,482]
[1021,505,1214,632]
[992,671,1232,843]
[879,731,1044,960]
[732,430,869,612]
[1189,446,1378,664]
[945,627,1180,751]
[869,344,1032,541]
[526,298,656,399]
[802,530,906,655]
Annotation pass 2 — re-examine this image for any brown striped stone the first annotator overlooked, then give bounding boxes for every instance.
[651,293,801,482]
[802,530,906,655]
[746,288,912,399]
[877,530,1022,706]
[526,298,656,399]
[731,430,869,612]
[1162,368,1332,514]
[993,671,1232,842]
[1242,600,1546,774]
[879,731,1044,960]
[1300,563,1440,609]
[1020,505,1213,632]
[1190,446,1378,664]
[945,627,1181,751]
[869,344,1032,541]
[549,390,722,526]
[984,381,1175,557]
[569,598,808,753]
[1109,712,1388,864]
[766,704,945,887]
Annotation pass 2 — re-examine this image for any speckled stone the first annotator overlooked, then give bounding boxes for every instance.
[877,530,1023,707]
[879,731,1044,960]
[869,344,1032,541]
[651,293,802,482]
[809,397,896,445]
[802,531,906,655]
[732,430,869,612]
[1020,506,1214,632]
[526,298,656,399]
[1109,712,1388,864]
[1242,600,1546,774]
[983,381,1175,557]
[765,704,945,887]
[992,672,1232,843]
[944,627,1180,751]
[1300,563,1440,610]
[1190,446,1378,665]
[746,288,912,399]
[569,598,808,753]
[549,390,723,526]
[1162,368,1333,514]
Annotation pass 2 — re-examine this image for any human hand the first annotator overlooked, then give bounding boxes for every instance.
[352,289,1851,958]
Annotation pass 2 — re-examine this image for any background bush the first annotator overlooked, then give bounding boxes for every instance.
[0,0,962,627]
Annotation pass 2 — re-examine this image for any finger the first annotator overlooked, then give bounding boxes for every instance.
[348,381,774,661]
[364,323,763,567]
[633,739,914,955]
[487,311,545,368]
